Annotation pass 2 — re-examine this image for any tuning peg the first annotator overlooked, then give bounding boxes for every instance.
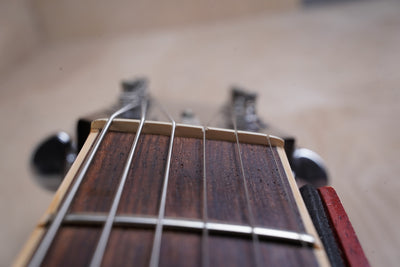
[291,148,329,187]
[31,132,76,191]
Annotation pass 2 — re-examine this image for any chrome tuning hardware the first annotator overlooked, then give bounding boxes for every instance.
[227,87,267,132]
[32,78,150,191]
[117,78,149,119]
[77,78,150,150]
[31,79,329,191]
[225,86,328,187]
[180,109,201,125]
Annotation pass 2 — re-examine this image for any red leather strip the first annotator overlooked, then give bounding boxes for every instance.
[318,187,370,267]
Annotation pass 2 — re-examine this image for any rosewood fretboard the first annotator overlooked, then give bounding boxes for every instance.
[16,119,328,267]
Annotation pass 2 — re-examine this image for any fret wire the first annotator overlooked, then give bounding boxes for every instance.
[265,135,307,247]
[89,100,148,267]
[231,112,262,267]
[149,108,176,267]
[48,213,315,245]
[28,101,140,267]
[201,127,209,267]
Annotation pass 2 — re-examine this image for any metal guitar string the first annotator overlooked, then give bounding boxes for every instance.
[29,97,313,266]
[89,100,148,267]
[201,127,210,267]
[149,99,176,267]
[265,134,308,249]
[200,106,228,267]
[28,101,141,267]
[253,117,307,240]
[231,110,262,267]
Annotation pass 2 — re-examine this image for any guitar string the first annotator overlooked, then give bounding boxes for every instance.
[32,98,308,267]
[149,99,176,267]
[89,100,148,267]
[253,118,307,242]
[28,101,141,267]
[201,127,210,267]
[231,110,262,267]
[199,105,225,267]
[265,134,307,248]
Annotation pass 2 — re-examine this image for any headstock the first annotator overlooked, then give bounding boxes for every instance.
[31,78,328,191]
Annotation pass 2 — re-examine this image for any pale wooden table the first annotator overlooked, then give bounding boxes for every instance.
[1,1,399,266]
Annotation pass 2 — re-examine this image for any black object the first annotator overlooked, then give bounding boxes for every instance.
[77,119,92,151]
[77,78,148,151]
[300,184,345,267]
[292,148,328,187]
[31,132,75,191]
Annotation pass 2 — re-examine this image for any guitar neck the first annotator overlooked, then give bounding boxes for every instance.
[16,119,329,267]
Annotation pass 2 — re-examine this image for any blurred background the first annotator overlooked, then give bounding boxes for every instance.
[1,0,399,266]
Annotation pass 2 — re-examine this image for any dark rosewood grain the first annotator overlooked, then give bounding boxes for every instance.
[42,226,100,267]
[69,131,135,213]
[37,130,319,267]
[101,228,154,267]
[259,241,319,266]
[209,235,255,266]
[207,235,318,267]
[165,137,203,219]
[240,144,305,231]
[205,139,250,224]
[117,134,170,216]
[159,230,202,267]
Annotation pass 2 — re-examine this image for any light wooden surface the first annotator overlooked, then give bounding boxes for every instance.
[1,1,399,266]
[32,0,298,41]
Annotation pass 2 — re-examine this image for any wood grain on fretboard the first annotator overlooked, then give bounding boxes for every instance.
[16,120,329,267]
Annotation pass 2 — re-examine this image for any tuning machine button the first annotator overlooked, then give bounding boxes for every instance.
[291,148,328,187]
[31,132,76,191]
